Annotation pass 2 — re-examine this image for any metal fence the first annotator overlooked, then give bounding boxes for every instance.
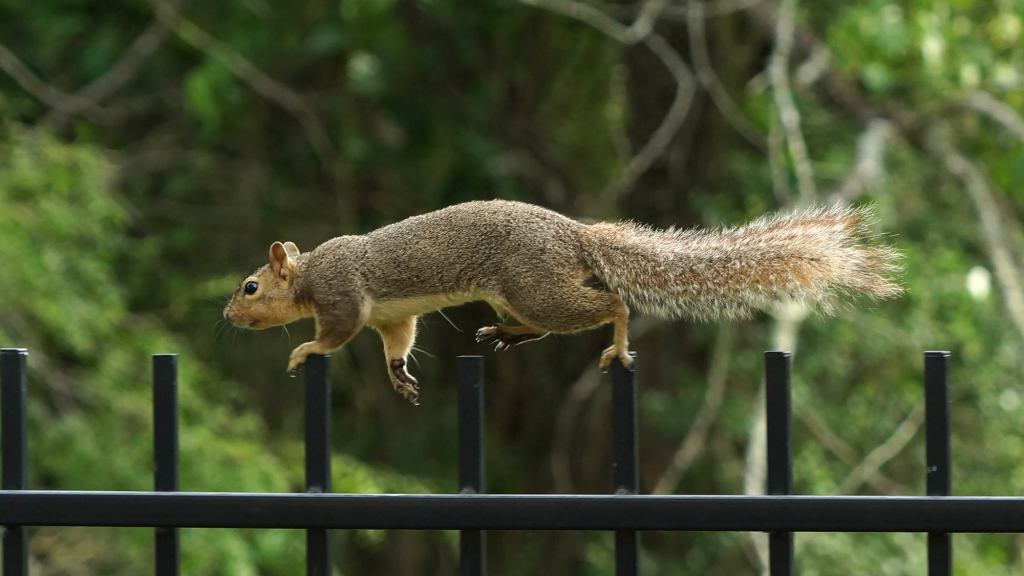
[2,347,1024,575]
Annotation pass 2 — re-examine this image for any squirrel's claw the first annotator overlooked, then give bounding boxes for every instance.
[599,345,635,372]
[396,385,419,406]
[288,343,316,373]
[476,325,548,351]
[389,358,420,405]
[476,326,508,352]
[475,326,498,343]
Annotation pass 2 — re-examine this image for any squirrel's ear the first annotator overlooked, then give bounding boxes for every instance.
[282,241,300,259]
[269,241,290,275]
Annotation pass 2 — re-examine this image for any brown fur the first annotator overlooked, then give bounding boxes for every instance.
[224,200,901,404]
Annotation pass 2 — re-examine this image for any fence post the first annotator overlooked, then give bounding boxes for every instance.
[766,351,793,576]
[611,354,638,576]
[2,348,28,576]
[458,356,486,576]
[304,354,331,576]
[153,354,180,576]
[925,351,951,576]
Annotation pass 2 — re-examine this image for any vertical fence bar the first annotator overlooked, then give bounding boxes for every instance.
[458,356,486,576]
[611,355,638,576]
[153,354,180,576]
[925,351,952,576]
[766,351,793,576]
[304,354,331,576]
[2,349,28,576]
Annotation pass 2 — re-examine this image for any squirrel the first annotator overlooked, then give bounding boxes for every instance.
[224,200,901,404]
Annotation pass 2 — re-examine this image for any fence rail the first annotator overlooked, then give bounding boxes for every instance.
[0,347,1014,576]
[4,491,1024,531]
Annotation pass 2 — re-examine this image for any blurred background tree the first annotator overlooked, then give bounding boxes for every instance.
[2,0,1023,573]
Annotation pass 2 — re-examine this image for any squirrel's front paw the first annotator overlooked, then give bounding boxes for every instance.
[287,344,313,373]
[389,358,420,406]
[287,356,305,373]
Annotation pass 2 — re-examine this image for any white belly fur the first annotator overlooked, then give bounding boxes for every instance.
[367,291,508,326]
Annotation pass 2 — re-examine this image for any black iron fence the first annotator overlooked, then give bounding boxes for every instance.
[1,347,1021,575]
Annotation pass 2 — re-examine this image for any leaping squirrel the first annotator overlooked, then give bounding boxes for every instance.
[224,200,901,404]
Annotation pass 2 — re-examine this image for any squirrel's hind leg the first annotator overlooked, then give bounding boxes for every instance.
[376,316,420,405]
[503,284,633,370]
[598,304,632,371]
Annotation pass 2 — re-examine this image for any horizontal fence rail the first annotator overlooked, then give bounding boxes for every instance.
[0,347,997,576]
[3,492,1024,532]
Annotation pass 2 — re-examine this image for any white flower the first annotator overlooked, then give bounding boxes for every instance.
[347,51,381,85]
[994,13,1022,45]
[993,62,1020,89]
[999,389,1020,411]
[966,265,991,301]
[921,34,944,67]
[959,63,982,89]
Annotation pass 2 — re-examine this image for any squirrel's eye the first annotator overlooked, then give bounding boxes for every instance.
[243,281,259,295]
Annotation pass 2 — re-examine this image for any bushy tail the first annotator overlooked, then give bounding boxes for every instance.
[580,205,902,321]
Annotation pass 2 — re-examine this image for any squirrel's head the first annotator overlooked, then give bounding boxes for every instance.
[223,241,311,330]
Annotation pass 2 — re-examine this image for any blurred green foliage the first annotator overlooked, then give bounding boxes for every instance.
[2,0,1024,573]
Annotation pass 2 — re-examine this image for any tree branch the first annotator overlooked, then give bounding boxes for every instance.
[550,363,604,492]
[658,0,767,20]
[794,398,905,494]
[768,114,792,203]
[550,319,658,492]
[828,119,892,204]
[518,0,697,201]
[742,307,804,574]
[793,44,830,88]
[653,324,734,494]
[606,33,697,200]
[0,43,114,122]
[41,0,186,128]
[746,0,920,136]
[685,2,767,152]
[769,0,815,205]
[521,0,666,45]
[930,129,1024,345]
[838,404,922,494]
[155,1,337,184]
[964,90,1024,145]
